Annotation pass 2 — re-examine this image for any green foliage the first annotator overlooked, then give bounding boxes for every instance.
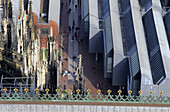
[45,49,48,60]
[40,49,48,60]
[40,49,43,60]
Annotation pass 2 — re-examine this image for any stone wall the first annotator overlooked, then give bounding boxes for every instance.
[0,104,169,112]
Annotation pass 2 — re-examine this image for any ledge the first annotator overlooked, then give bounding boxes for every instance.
[0,101,169,107]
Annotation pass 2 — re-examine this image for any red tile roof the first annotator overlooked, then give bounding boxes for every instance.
[32,12,59,49]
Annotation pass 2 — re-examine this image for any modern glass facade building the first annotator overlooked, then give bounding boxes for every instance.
[81,0,170,96]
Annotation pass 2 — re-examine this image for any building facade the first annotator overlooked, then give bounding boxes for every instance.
[81,0,170,96]
[0,0,61,92]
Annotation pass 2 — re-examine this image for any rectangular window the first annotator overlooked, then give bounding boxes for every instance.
[107,57,112,73]
[39,28,49,36]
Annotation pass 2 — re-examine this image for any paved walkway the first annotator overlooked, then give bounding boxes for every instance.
[59,0,70,90]
[67,0,79,83]
[59,0,79,90]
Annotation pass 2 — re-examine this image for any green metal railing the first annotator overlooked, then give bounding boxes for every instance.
[0,88,170,104]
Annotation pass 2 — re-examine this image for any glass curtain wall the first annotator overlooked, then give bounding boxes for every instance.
[82,0,89,36]
[100,0,113,78]
[104,15,113,75]
[164,12,170,48]
[120,0,141,95]
[142,9,166,85]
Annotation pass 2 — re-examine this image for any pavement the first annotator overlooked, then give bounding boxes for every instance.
[67,0,79,83]
[59,0,118,94]
[59,0,79,90]
[59,0,69,90]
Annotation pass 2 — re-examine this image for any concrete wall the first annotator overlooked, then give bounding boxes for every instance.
[89,0,99,38]
[152,0,170,78]
[109,0,124,67]
[140,0,170,96]
[32,0,41,19]
[49,0,60,28]
[0,104,169,112]
[130,0,153,85]
[89,0,100,53]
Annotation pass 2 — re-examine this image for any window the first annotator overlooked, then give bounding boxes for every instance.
[39,28,49,36]
[107,57,112,73]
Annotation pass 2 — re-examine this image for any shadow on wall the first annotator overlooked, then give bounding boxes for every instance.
[89,31,104,53]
